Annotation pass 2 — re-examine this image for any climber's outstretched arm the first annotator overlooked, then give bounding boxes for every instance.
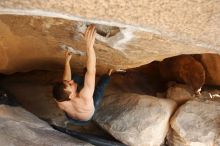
[80,25,96,99]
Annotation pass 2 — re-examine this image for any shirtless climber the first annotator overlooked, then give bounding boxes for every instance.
[52,25,112,125]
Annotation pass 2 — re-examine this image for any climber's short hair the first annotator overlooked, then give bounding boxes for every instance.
[52,82,71,102]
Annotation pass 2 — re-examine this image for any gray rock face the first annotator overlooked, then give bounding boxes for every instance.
[168,99,220,146]
[0,104,92,146]
[94,93,177,146]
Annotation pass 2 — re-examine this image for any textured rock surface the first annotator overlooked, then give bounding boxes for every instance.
[0,104,92,146]
[0,0,220,74]
[196,54,220,86]
[166,83,194,106]
[168,98,220,146]
[159,55,205,91]
[0,15,217,74]
[94,93,177,146]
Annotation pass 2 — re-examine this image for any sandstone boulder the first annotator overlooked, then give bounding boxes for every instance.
[0,0,219,75]
[1,0,220,56]
[94,93,177,146]
[0,5,220,74]
[168,98,220,146]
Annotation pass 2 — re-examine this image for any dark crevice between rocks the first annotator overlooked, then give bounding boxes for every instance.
[0,87,20,107]
[51,124,127,146]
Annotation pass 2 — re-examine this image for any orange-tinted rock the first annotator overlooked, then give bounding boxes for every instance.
[159,55,205,91]
[196,54,220,86]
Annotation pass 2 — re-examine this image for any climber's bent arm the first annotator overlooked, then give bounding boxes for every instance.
[63,53,72,81]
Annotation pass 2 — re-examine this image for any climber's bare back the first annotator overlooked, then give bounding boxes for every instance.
[57,25,97,121]
[57,92,95,120]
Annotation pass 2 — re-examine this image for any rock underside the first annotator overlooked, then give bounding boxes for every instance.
[0,0,219,74]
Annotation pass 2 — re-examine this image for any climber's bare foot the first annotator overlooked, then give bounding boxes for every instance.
[115,69,126,73]
[108,69,113,76]
[195,87,202,96]
[108,69,126,76]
